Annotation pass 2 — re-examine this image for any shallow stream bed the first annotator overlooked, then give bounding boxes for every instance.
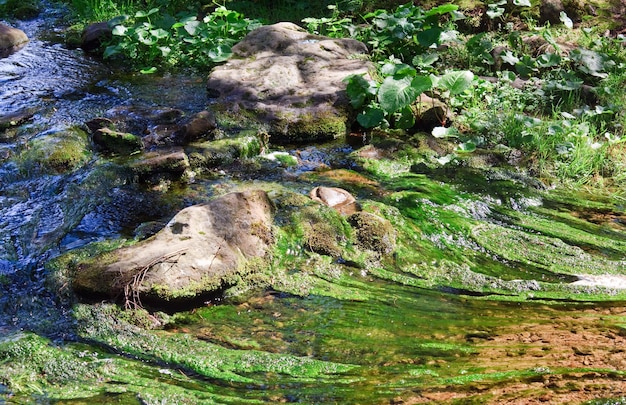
[1,9,626,405]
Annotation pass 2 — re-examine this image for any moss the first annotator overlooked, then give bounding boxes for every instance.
[0,0,40,18]
[73,303,357,383]
[92,128,143,155]
[348,211,397,254]
[268,111,347,144]
[471,223,625,276]
[187,135,261,169]
[0,332,96,391]
[46,239,130,298]
[17,128,91,174]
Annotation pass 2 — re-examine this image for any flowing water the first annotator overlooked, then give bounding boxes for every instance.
[2,9,626,405]
[0,14,207,332]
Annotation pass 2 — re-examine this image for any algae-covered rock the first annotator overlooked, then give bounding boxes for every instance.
[71,190,275,305]
[129,147,190,182]
[348,211,396,255]
[206,22,372,144]
[187,135,262,169]
[92,127,143,155]
[18,127,91,174]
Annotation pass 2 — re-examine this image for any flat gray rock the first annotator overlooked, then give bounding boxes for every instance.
[207,22,372,144]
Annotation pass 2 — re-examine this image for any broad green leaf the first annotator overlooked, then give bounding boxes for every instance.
[158,46,171,57]
[438,71,474,95]
[458,141,476,152]
[436,154,455,165]
[149,28,169,39]
[417,27,443,48]
[102,45,120,59]
[571,48,611,78]
[381,62,415,78]
[111,25,128,36]
[140,67,157,74]
[378,76,414,112]
[536,53,561,68]
[207,44,232,62]
[357,106,385,128]
[501,71,516,82]
[559,11,573,29]
[396,106,415,129]
[135,8,159,18]
[108,15,129,27]
[515,56,537,78]
[432,126,459,138]
[378,75,431,113]
[412,53,439,67]
[500,50,519,66]
[344,74,376,109]
[425,4,458,16]
[513,0,531,6]
[486,7,504,19]
[184,20,201,36]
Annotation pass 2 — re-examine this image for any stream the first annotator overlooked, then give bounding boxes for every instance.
[2,9,626,405]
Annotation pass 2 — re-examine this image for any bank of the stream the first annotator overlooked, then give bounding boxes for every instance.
[2,2,626,405]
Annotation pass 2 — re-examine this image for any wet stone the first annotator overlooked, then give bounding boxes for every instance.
[0,23,29,58]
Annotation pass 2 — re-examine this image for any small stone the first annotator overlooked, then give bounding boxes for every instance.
[310,186,358,215]
[92,127,143,155]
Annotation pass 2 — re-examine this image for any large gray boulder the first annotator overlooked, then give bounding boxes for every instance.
[0,23,28,58]
[207,22,372,144]
[72,190,275,306]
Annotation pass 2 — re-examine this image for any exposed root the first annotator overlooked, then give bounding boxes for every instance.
[117,249,188,310]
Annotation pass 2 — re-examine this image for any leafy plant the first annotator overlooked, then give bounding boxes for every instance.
[328,3,461,63]
[302,5,355,37]
[103,6,261,72]
[345,61,434,130]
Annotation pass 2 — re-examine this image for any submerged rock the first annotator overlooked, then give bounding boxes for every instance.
[72,190,275,306]
[18,128,91,174]
[130,147,190,182]
[86,107,217,151]
[0,109,34,133]
[206,22,372,144]
[0,23,29,58]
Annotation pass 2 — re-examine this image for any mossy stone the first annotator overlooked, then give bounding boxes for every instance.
[18,127,91,174]
[348,211,397,255]
[271,111,347,144]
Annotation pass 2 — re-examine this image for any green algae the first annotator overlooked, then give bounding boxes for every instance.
[73,303,357,384]
[0,332,264,404]
[22,130,626,404]
[187,135,262,169]
[472,223,626,276]
[17,127,91,175]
